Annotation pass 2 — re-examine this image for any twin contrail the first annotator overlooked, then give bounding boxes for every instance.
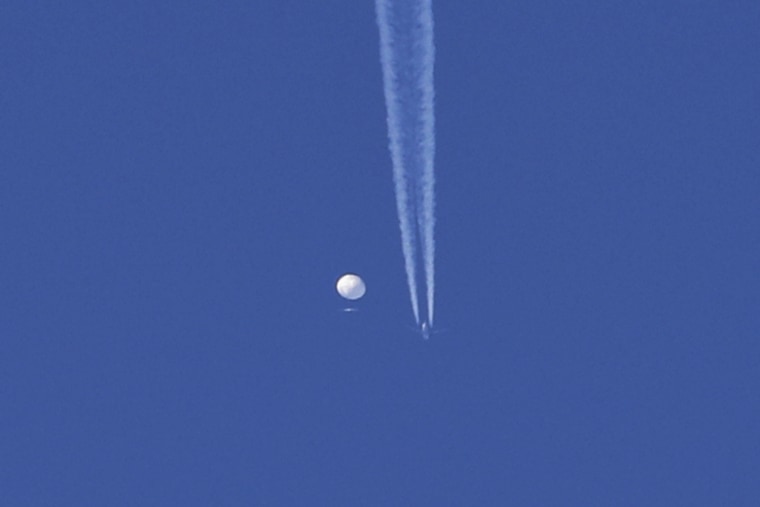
[375,0,436,327]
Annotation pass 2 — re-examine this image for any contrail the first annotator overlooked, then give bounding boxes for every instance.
[375,0,436,327]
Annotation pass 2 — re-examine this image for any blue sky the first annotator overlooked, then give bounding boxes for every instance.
[2,1,759,505]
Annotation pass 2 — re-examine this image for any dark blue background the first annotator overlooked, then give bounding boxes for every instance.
[2,1,758,505]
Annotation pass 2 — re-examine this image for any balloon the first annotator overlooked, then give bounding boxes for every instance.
[336,273,366,300]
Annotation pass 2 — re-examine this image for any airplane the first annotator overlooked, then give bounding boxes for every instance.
[420,321,431,340]
[410,321,443,340]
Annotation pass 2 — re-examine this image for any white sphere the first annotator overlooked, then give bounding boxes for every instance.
[336,273,366,300]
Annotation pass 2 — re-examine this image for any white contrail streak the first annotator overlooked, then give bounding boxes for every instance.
[375,0,436,327]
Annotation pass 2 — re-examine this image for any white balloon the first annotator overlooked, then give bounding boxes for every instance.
[336,273,366,300]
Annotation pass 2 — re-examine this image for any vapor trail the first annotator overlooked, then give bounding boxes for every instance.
[375,0,436,326]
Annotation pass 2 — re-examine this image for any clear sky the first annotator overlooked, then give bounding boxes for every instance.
[2,1,759,505]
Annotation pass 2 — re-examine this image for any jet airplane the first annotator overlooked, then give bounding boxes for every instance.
[420,321,431,340]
